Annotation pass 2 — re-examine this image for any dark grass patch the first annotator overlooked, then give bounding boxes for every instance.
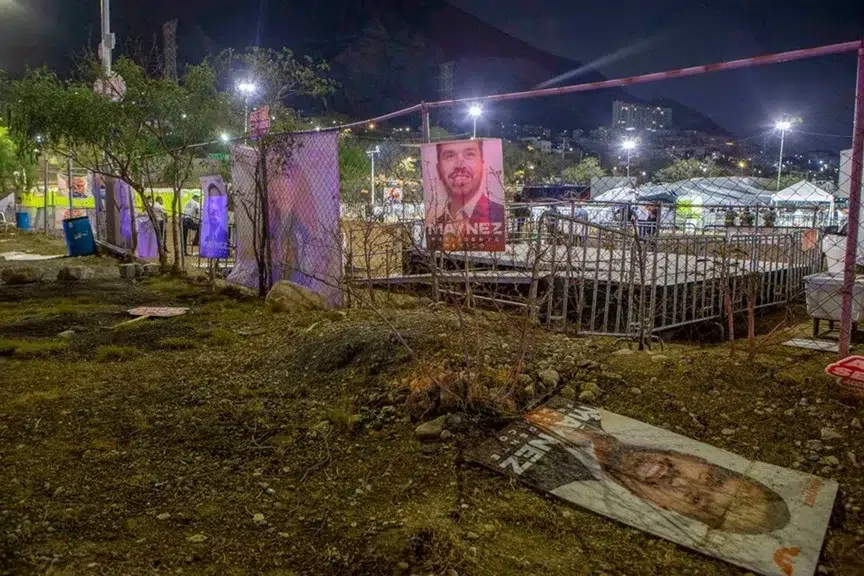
[93,345,141,362]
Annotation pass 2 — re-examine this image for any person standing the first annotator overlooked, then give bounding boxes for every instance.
[182,194,201,255]
[151,197,168,251]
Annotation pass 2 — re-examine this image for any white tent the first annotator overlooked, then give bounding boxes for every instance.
[773,180,835,205]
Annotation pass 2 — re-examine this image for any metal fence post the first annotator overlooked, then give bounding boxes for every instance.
[838,41,864,358]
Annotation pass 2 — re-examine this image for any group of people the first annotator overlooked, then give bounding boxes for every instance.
[143,194,203,255]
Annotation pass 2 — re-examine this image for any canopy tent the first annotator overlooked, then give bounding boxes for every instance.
[773,181,835,205]
[642,177,772,207]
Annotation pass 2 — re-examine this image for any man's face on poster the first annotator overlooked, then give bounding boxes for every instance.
[608,447,788,533]
[436,141,484,200]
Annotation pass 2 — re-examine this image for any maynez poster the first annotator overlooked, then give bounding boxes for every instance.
[470,397,837,576]
[200,175,230,259]
[421,138,506,252]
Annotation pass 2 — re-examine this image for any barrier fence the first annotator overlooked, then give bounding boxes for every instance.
[8,40,864,356]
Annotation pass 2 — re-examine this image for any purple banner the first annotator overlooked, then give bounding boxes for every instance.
[200,176,230,259]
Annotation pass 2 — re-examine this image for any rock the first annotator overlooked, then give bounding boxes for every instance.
[612,349,633,356]
[439,430,454,442]
[819,456,840,467]
[396,561,410,571]
[523,384,536,397]
[806,440,824,452]
[721,428,736,436]
[265,280,328,313]
[783,408,795,417]
[516,374,533,386]
[581,382,603,397]
[537,369,560,388]
[252,513,266,525]
[142,263,160,277]
[852,418,862,430]
[415,415,447,442]
[650,354,670,362]
[466,531,480,540]
[629,387,642,395]
[847,451,859,467]
[57,330,75,339]
[447,569,459,576]
[133,263,145,277]
[821,427,843,441]
[57,266,94,282]
[186,534,207,543]
[118,263,137,279]
[156,513,171,521]
[1,266,42,285]
[560,386,576,400]
[446,413,468,432]
[578,390,597,403]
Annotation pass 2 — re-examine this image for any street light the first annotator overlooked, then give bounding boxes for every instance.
[236,81,257,134]
[219,132,230,143]
[366,146,381,206]
[469,104,482,139]
[622,139,637,178]
[775,118,793,190]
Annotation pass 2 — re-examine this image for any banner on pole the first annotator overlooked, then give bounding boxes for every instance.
[199,175,230,259]
[421,138,506,252]
[249,105,271,140]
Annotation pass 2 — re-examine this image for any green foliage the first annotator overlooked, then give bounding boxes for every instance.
[655,158,729,182]
[561,157,607,185]
[339,136,372,204]
[157,337,198,350]
[503,141,571,194]
[0,339,68,358]
[94,345,140,362]
[206,328,239,346]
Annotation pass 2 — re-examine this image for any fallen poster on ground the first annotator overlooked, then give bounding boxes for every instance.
[227,132,342,306]
[470,397,837,576]
[421,138,506,252]
[199,175,230,259]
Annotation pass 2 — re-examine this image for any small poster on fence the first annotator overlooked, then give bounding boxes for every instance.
[421,138,506,252]
[470,397,837,576]
[200,176,230,259]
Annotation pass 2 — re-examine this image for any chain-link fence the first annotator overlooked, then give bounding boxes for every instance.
[9,41,862,356]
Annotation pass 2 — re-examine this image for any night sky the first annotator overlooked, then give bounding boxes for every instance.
[2,0,863,151]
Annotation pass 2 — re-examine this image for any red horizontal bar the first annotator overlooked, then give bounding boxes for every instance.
[427,40,863,109]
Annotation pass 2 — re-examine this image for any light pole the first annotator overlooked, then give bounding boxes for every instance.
[469,104,482,139]
[775,118,792,191]
[622,139,637,179]
[366,146,380,206]
[100,0,114,75]
[236,81,257,134]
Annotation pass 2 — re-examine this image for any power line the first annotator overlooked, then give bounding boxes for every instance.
[797,130,852,139]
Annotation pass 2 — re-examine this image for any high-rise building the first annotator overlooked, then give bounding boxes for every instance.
[612,101,672,131]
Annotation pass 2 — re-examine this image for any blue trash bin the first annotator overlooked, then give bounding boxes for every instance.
[15,212,30,231]
[62,216,96,257]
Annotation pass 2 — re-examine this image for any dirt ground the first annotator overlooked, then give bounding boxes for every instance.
[1,231,863,576]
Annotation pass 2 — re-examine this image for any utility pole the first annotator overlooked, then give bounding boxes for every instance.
[100,0,114,75]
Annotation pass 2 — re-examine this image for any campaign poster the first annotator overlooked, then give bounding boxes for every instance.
[228,132,342,306]
[421,138,506,252]
[470,397,837,576]
[200,176,230,259]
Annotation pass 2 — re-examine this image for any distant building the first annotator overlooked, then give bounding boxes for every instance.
[612,101,672,131]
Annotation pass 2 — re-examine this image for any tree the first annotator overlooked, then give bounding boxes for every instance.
[0,125,35,200]
[561,157,606,184]
[655,158,728,182]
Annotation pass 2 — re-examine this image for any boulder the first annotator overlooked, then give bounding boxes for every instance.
[415,415,448,442]
[581,382,603,397]
[142,263,160,277]
[537,369,560,388]
[266,280,328,313]
[1,266,43,285]
[560,385,577,400]
[57,266,94,282]
[118,263,138,279]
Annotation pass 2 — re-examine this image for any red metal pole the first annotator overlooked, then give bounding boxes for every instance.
[427,41,862,110]
[838,43,864,358]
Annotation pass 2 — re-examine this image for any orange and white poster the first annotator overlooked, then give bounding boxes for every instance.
[471,397,837,576]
